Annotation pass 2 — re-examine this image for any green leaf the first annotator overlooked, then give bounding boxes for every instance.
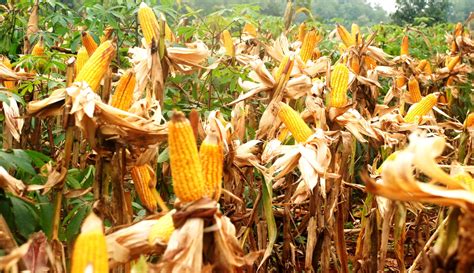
[65,204,90,243]
[258,174,277,270]
[11,196,38,240]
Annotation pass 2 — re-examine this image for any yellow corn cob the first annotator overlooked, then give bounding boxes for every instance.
[298,22,307,42]
[277,127,290,142]
[364,56,377,70]
[300,30,319,63]
[1,56,16,89]
[329,63,349,107]
[164,21,175,42]
[408,76,422,102]
[221,30,235,57]
[275,55,294,84]
[400,35,409,56]
[75,46,89,76]
[100,26,114,43]
[71,213,108,273]
[464,113,474,128]
[277,102,313,143]
[31,38,45,56]
[138,2,160,45]
[447,55,460,71]
[350,56,360,74]
[168,112,206,203]
[81,31,98,56]
[110,70,136,111]
[148,210,175,245]
[351,23,362,45]
[453,172,474,192]
[396,75,406,89]
[416,60,427,71]
[450,41,458,54]
[423,61,432,74]
[275,55,290,82]
[336,24,355,47]
[243,22,257,38]
[404,93,438,123]
[131,165,157,212]
[199,133,224,200]
[74,40,115,92]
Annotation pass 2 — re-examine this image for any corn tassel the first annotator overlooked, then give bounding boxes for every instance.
[71,213,108,273]
[447,55,460,71]
[408,76,422,102]
[278,102,313,143]
[81,31,98,56]
[300,30,319,63]
[199,133,224,200]
[400,35,409,56]
[75,46,89,76]
[168,111,206,203]
[31,38,45,56]
[298,22,306,42]
[404,93,438,123]
[1,56,16,89]
[74,40,115,92]
[111,70,136,111]
[221,30,235,57]
[337,24,355,47]
[148,210,176,245]
[351,23,362,45]
[138,2,160,46]
[464,113,474,128]
[100,26,114,43]
[131,165,157,212]
[243,23,257,38]
[364,56,377,70]
[329,63,349,107]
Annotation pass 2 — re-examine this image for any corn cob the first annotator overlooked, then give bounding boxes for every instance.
[199,133,224,200]
[396,75,406,89]
[350,56,360,74]
[74,40,115,92]
[336,24,355,47]
[450,40,458,54]
[81,31,98,56]
[71,213,108,273]
[364,56,377,70]
[454,22,463,36]
[416,60,427,71]
[423,61,432,74]
[75,46,89,76]
[275,55,289,82]
[400,35,409,56]
[110,70,136,111]
[312,48,321,60]
[277,127,290,142]
[138,2,160,45]
[453,172,474,192]
[277,102,313,143]
[447,55,460,71]
[464,113,474,128]
[164,21,175,42]
[168,111,206,203]
[329,63,349,107]
[243,22,257,38]
[404,93,438,123]
[221,30,235,57]
[408,76,422,102]
[1,56,16,89]
[31,38,45,56]
[300,30,319,63]
[100,26,114,43]
[148,210,176,245]
[351,23,362,45]
[275,55,294,84]
[298,22,307,42]
[131,164,157,212]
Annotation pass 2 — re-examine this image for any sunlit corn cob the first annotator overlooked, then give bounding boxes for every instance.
[81,31,98,56]
[74,40,115,92]
[100,26,114,43]
[364,56,377,70]
[416,60,427,71]
[404,93,438,123]
[31,38,45,56]
[164,21,175,42]
[298,22,306,42]
[351,23,362,45]
[408,76,422,102]
[148,210,175,245]
[200,133,224,200]
[396,75,406,89]
[243,22,257,38]
[168,112,206,203]
[71,213,108,273]
[453,172,474,192]
[275,55,294,84]
[277,102,313,143]
[329,63,349,107]
[447,55,461,71]
[400,35,409,56]
[131,165,157,212]
[350,56,360,74]
[423,61,432,74]
[1,56,16,89]
[138,2,160,45]
[277,127,290,142]
[110,70,136,111]
[75,46,89,76]
[221,30,235,57]
[275,55,289,82]
[464,113,474,128]
[336,24,354,47]
[300,30,319,63]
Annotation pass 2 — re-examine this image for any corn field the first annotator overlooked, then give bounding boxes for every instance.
[0,1,473,272]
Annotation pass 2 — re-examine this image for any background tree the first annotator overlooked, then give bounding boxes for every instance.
[391,0,453,25]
